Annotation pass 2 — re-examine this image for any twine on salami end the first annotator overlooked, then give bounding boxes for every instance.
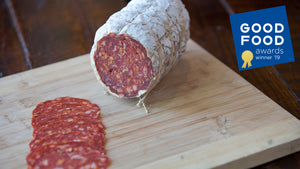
[104,90,110,96]
[137,94,150,114]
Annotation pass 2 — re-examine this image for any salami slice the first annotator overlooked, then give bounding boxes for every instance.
[32,97,101,127]
[33,113,103,128]
[33,118,105,139]
[80,151,110,169]
[33,115,104,134]
[27,97,109,169]
[90,0,190,99]
[26,142,101,166]
[30,131,105,153]
[27,143,109,169]
[32,97,99,116]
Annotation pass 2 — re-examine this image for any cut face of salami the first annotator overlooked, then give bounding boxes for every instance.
[94,33,154,98]
[27,97,109,169]
[90,0,190,99]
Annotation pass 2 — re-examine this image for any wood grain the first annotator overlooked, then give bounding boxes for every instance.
[0,40,299,169]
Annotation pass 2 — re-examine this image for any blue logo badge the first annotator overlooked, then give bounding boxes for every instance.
[230,6,295,71]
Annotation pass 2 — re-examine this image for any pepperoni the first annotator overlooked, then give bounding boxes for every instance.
[94,33,155,98]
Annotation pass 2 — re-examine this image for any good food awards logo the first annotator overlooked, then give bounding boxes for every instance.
[230,6,295,71]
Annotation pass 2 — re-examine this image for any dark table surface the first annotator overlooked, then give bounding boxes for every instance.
[0,0,299,168]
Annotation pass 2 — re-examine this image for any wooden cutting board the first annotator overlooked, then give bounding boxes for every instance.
[0,40,299,169]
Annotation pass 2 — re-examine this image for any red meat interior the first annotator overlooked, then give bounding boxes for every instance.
[94,33,154,98]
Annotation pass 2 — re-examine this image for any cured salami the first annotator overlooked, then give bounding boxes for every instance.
[32,114,104,132]
[27,143,108,169]
[27,97,109,169]
[26,142,103,166]
[29,131,105,153]
[90,0,190,100]
[32,97,101,127]
[33,117,104,139]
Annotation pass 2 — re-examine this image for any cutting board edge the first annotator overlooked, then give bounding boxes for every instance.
[216,137,300,169]
[134,117,300,169]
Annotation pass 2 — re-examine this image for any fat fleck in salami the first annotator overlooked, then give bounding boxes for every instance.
[27,97,109,169]
[90,0,190,101]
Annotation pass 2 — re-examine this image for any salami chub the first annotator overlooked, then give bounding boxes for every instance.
[27,97,109,169]
[90,0,190,99]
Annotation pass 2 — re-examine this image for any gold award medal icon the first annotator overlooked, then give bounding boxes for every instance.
[241,50,253,69]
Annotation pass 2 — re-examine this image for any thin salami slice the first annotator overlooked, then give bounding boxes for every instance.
[33,118,104,139]
[32,97,98,115]
[27,142,99,166]
[79,151,110,169]
[33,114,103,131]
[32,97,101,127]
[27,143,108,169]
[28,97,109,168]
[30,131,105,153]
